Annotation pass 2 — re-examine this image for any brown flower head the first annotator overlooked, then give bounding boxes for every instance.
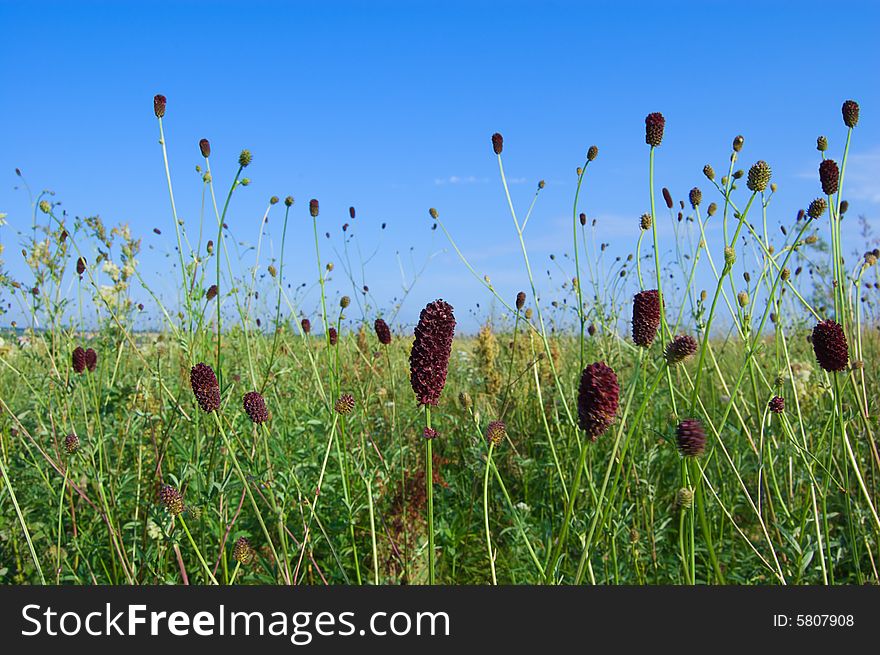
[491,132,504,155]
[632,289,661,347]
[374,318,392,345]
[85,348,97,372]
[206,284,218,301]
[64,432,80,455]
[76,257,86,276]
[309,199,319,218]
[335,393,355,416]
[486,420,507,447]
[516,291,526,310]
[811,319,849,372]
[819,159,839,196]
[842,99,859,128]
[191,362,221,413]
[645,112,665,147]
[768,396,785,414]
[153,94,166,118]
[243,391,269,424]
[577,362,620,440]
[676,419,706,457]
[409,299,456,406]
[665,334,698,366]
[423,427,438,440]
[159,484,184,516]
[689,187,702,209]
[199,138,211,158]
[233,537,256,564]
[807,198,827,219]
[662,187,673,209]
[301,318,311,334]
[328,326,338,346]
[72,346,87,374]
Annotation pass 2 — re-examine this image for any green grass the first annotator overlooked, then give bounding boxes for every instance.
[0,100,878,585]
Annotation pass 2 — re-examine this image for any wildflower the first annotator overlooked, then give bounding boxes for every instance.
[665,335,698,366]
[842,100,859,128]
[516,291,526,310]
[328,327,338,346]
[285,196,294,207]
[159,484,184,516]
[243,391,269,424]
[85,348,97,372]
[689,187,702,208]
[769,396,785,414]
[206,284,218,301]
[310,199,319,218]
[733,135,744,152]
[301,318,311,334]
[662,187,673,209]
[811,319,849,372]
[816,136,828,151]
[76,257,86,276]
[423,427,438,440]
[233,537,255,564]
[703,164,715,181]
[747,160,772,192]
[190,362,221,413]
[675,488,694,510]
[64,433,80,455]
[577,362,620,440]
[374,318,392,345]
[807,198,827,219]
[458,391,473,412]
[349,206,356,219]
[72,347,86,374]
[340,296,350,309]
[645,112,665,147]
[640,213,652,231]
[429,207,439,220]
[334,393,355,416]
[486,420,506,446]
[153,94,166,118]
[819,159,839,196]
[676,419,706,457]
[587,145,598,161]
[491,132,503,155]
[632,290,661,348]
[409,299,456,406]
[199,138,211,158]
[238,150,252,167]
[579,212,587,226]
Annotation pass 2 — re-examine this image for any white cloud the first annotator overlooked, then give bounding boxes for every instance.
[843,147,880,204]
[433,175,488,186]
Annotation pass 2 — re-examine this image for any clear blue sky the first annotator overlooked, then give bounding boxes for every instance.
[2,0,878,332]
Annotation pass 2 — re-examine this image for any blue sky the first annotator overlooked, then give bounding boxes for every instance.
[2,0,879,332]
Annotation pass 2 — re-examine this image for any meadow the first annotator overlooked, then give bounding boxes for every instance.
[0,96,878,585]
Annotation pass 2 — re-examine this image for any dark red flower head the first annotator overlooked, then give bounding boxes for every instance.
[516,291,526,310]
[76,257,86,276]
[153,94,166,118]
[72,346,86,374]
[349,206,356,219]
[309,198,319,218]
[819,159,839,196]
[665,334,698,365]
[374,318,392,345]
[632,289,661,348]
[328,327,338,346]
[423,427,438,440]
[206,284,218,301]
[811,319,849,372]
[769,396,785,414]
[645,112,665,147]
[676,419,706,457]
[191,362,221,413]
[577,362,620,440]
[491,132,504,155]
[301,318,311,334]
[199,138,211,158]
[409,299,456,406]
[842,100,859,128]
[85,348,97,372]
[243,391,269,424]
